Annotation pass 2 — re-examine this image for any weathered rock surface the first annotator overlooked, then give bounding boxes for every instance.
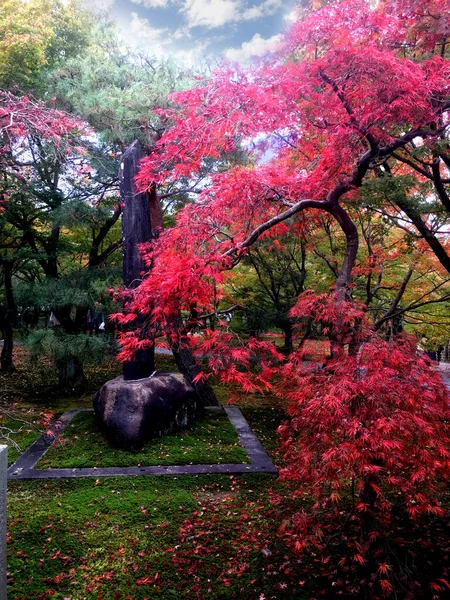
[93,371,203,450]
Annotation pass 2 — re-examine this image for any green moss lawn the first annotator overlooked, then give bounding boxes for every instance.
[37,410,249,469]
[7,474,309,600]
[5,347,448,599]
[2,348,310,599]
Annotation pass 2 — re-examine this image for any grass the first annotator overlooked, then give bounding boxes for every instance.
[7,475,310,600]
[36,410,249,469]
[4,348,307,599]
[5,345,450,599]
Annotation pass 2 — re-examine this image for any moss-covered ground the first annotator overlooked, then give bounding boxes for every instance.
[3,346,450,599]
[7,474,311,600]
[2,347,306,599]
[37,410,249,469]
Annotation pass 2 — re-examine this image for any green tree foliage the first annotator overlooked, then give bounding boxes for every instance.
[230,232,307,353]
[49,22,192,148]
[49,22,205,224]
[0,0,91,91]
[0,13,203,388]
[308,207,450,345]
[0,131,122,387]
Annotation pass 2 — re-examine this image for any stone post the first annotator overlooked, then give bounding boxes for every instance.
[119,140,155,381]
[0,445,7,599]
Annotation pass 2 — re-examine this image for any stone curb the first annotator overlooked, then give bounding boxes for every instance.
[7,407,277,480]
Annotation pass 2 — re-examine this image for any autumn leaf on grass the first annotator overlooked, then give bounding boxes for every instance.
[136,573,160,585]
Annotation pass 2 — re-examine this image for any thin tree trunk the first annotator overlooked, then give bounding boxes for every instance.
[281,321,294,355]
[374,268,413,332]
[1,260,16,372]
[171,344,219,407]
[167,314,219,407]
[327,201,360,356]
[396,197,450,274]
[331,201,359,301]
[0,320,14,372]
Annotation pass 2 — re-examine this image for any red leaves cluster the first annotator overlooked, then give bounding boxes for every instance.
[274,294,450,597]
[0,91,85,157]
[278,335,450,516]
[192,330,283,398]
[289,0,449,56]
[0,91,86,211]
[137,1,450,203]
[278,293,450,523]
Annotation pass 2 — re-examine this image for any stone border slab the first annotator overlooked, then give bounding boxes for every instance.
[7,407,277,480]
[0,445,7,599]
[6,409,92,475]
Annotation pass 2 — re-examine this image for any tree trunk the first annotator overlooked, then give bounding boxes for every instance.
[142,144,218,405]
[327,201,360,356]
[281,321,294,355]
[395,197,450,274]
[167,313,219,407]
[0,317,14,372]
[52,306,75,334]
[171,344,219,407]
[119,140,155,380]
[57,356,86,394]
[118,140,219,405]
[0,260,16,372]
[331,201,359,302]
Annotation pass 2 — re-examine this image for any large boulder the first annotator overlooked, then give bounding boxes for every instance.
[93,371,203,450]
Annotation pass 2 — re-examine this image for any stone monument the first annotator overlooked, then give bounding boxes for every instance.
[94,141,203,450]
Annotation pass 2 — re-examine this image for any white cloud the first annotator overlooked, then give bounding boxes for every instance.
[173,40,211,66]
[242,0,283,21]
[181,0,283,29]
[129,0,170,8]
[181,0,240,29]
[121,13,208,66]
[172,27,192,40]
[284,8,298,22]
[225,32,283,63]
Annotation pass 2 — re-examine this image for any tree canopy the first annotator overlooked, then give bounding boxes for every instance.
[120,0,450,348]
[111,1,450,592]
[0,0,91,91]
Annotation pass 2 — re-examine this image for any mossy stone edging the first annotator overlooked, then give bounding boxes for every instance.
[7,407,277,480]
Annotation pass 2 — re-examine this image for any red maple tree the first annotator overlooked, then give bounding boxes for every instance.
[0,91,84,156]
[117,1,450,594]
[1,91,86,209]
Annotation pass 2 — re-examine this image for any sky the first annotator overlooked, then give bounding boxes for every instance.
[89,0,297,66]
